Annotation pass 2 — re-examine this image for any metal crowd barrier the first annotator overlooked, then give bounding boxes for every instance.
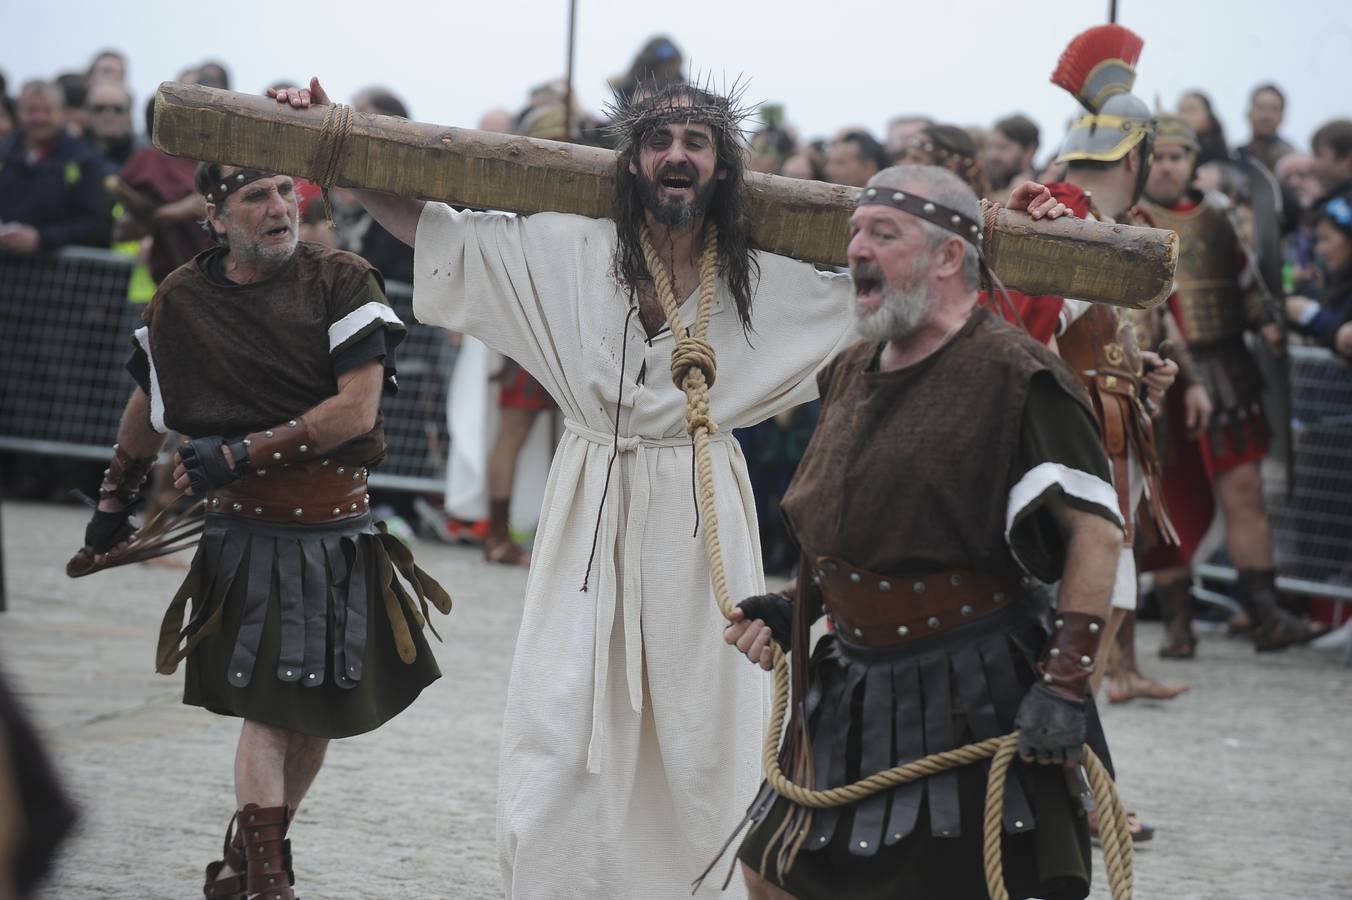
[3,249,1351,620]
[0,248,452,493]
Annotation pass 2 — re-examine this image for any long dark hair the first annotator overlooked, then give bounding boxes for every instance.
[610,83,760,333]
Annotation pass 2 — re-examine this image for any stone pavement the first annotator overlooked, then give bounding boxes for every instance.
[2,500,1349,899]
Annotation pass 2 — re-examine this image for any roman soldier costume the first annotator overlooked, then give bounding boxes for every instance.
[67,166,450,899]
[731,184,1125,900]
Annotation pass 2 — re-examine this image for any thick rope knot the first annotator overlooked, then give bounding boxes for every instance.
[671,335,717,390]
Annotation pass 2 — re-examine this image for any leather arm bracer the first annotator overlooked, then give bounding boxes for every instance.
[1036,611,1105,700]
[99,443,156,507]
[241,417,315,470]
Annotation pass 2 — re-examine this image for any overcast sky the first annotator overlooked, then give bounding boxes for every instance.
[6,0,1350,162]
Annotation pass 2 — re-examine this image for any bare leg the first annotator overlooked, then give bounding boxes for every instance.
[1214,462,1273,569]
[486,407,539,505]
[485,406,539,563]
[235,719,288,809]
[1105,610,1189,703]
[741,863,799,900]
[283,734,330,815]
[211,719,290,885]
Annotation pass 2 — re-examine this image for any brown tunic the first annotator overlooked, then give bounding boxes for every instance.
[141,242,400,464]
[784,308,1105,583]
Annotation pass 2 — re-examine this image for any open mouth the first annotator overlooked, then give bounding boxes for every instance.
[852,271,884,312]
[264,225,291,238]
[659,174,694,191]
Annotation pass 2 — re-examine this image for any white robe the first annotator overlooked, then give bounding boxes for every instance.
[414,203,855,899]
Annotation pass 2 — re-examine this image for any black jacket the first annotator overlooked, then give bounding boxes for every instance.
[0,129,113,251]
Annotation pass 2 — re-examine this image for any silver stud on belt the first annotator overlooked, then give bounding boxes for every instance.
[849,572,861,584]
[896,625,910,637]
[950,574,962,586]
[912,581,926,594]
[293,508,303,517]
[231,502,242,511]
[927,616,941,629]
[879,580,891,592]
[960,604,973,617]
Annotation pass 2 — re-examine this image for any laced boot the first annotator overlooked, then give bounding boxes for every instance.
[239,804,296,900]
[1155,577,1197,659]
[203,812,247,899]
[1236,569,1328,652]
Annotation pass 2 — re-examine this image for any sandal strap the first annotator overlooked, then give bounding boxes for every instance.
[203,861,246,899]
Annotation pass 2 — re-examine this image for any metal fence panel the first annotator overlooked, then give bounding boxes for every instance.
[1265,345,1352,599]
[1,249,452,492]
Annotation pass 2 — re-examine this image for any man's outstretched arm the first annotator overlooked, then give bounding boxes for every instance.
[270,78,426,248]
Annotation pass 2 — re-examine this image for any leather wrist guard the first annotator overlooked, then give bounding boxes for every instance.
[1036,611,1105,701]
[242,417,315,469]
[178,435,250,494]
[736,593,793,651]
[99,443,156,507]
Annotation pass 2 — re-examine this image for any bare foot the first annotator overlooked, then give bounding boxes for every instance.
[1106,669,1190,704]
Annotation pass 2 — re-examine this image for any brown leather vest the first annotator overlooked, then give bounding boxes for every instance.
[783,309,1089,583]
[146,242,386,465]
[1144,198,1248,344]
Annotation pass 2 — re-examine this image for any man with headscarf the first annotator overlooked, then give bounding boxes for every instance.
[725,164,1122,900]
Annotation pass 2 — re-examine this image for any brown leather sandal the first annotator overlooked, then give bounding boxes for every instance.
[204,812,247,899]
[240,804,296,900]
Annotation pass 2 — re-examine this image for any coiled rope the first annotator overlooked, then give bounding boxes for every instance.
[638,223,1133,899]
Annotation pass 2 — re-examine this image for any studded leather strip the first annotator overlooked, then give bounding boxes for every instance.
[228,534,276,688]
[274,537,305,682]
[300,537,329,687]
[341,537,369,686]
[919,656,960,838]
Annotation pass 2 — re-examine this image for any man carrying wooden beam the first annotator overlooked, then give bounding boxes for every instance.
[267,77,1069,899]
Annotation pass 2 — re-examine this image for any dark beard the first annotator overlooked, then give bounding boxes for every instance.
[635,166,718,229]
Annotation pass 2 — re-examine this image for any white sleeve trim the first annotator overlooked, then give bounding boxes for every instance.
[327,301,404,353]
[1005,462,1122,570]
[133,325,168,434]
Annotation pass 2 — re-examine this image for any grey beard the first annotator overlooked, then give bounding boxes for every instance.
[230,228,299,273]
[855,282,935,341]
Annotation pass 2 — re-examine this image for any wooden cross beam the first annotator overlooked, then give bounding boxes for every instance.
[152,83,1177,309]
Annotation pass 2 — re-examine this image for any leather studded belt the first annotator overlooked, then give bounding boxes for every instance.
[206,458,372,525]
[811,555,1023,648]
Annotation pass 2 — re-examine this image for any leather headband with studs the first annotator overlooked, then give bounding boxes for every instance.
[202,168,275,205]
[858,187,983,252]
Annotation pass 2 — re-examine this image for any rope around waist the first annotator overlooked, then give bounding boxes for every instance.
[563,417,735,452]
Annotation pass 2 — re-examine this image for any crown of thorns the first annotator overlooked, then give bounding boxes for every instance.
[604,75,756,150]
